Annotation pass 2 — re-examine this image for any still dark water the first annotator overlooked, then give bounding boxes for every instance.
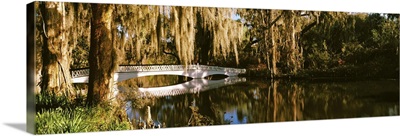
[118,76,399,128]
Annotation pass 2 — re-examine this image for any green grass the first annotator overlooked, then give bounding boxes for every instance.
[35,105,131,134]
[35,91,132,134]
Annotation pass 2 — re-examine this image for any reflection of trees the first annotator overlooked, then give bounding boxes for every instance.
[150,95,194,127]
[197,79,397,124]
[198,80,306,123]
[119,76,399,127]
[300,80,399,119]
[264,80,305,122]
[143,80,307,125]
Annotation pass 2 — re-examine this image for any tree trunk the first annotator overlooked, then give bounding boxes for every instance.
[87,4,115,106]
[39,2,73,96]
[290,10,298,74]
[271,28,277,78]
[262,10,272,78]
[270,11,278,78]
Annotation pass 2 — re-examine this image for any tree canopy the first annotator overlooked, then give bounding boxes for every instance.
[35,2,399,105]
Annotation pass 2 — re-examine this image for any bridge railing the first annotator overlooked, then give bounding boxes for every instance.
[71,69,90,78]
[71,65,246,78]
[118,65,186,72]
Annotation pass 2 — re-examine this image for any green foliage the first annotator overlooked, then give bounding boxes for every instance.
[35,105,131,134]
[36,107,89,134]
[306,43,332,69]
[36,91,70,110]
[71,37,90,69]
[300,13,399,78]
[35,88,133,134]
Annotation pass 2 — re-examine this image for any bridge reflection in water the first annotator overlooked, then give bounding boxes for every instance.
[119,76,246,123]
[139,76,245,97]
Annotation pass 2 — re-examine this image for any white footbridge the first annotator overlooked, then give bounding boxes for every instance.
[71,65,246,83]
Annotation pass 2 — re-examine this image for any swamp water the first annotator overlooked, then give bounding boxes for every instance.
[117,75,399,128]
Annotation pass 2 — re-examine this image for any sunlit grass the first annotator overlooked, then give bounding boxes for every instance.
[35,91,132,134]
[35,105,131,134]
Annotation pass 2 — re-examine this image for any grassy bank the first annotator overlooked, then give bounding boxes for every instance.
[35,105,131,134]
[35,91,133,134]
